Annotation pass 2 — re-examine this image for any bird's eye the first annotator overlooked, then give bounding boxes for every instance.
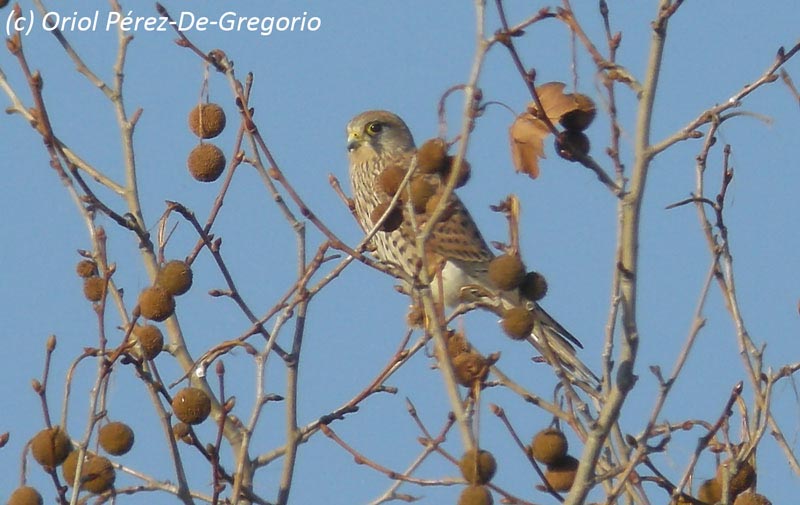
[366,122,383,135]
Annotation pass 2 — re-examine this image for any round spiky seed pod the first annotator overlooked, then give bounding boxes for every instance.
[370,201,403,233]
[82,455,115,494]
[445,330,470,358]
[716,460,756,498]
[443,156,472,188]
[61,451,110,491]
[172,387,212,425]
[83,276,106,302]
[697,478,721,504]
[459,449,497,485]
[188,103,226,139]
[416,138,449,174]
[98,422,134,456]
[501,307,534,340]
[61,450,81,485]
[423,190,447,216]
[137,286,175,322]
[520,271,548,301]
[187,143,226,182]
[452,351,489,388]
[156,260,193,296]
[734,492,772,505]
[76,260,98,278]
[8,486,43,505]
[543,455,579,492]
[377,164,406,197]
[457,485,493,505]
[134,324,164,360]
[408,177,437,214]
[531,428,568,465]
[30,426,71,468]
[559,93,596,132]
[488,254,526,291]
[555,131,590,161]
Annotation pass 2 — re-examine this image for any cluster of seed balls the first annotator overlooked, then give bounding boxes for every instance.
[487,253,548,340]
[8,260,212,501]
[78,257,193,356]
[187,103,227,182]
[370,137,471,232]
[552,93,595,162]
[530,428,580,492]
[10,422,133,501]
[457,448,497,505]
[78,257,194,324]
[136,259,194,324]
[691,459,770,505]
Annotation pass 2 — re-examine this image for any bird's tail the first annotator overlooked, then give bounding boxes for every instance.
[529,306,600,389]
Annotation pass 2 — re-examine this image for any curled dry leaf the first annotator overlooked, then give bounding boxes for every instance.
[509,112,549,179]
[532,82,575,123]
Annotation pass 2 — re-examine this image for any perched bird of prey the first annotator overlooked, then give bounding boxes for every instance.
[346,110,596,385]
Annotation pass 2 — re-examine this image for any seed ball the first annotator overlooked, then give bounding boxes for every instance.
[30,426,71,468]
[458,449,497,485]
[8,486,43,505]
[424,190,455,220]
[82,455,115,494]
[62,450,81,485]
[543,455,579,492]
[98,422,134,456]
[445,331,471,359]
[172,387,212,425]
[559,94,596,132]
[156,260,193,296]
[137,286,175,322]
[716,460,756,498]
[501,307,535,340]
[370,201,403,233]
[187,143,226,182]
[452,352,488,388]
[377,164,406,197]
[555,131,591,161]
[520,271,548,302]
[444,156,472,188]
[83,276,106,302]
[76,260,98,278]
[697,478,721,504]
[488,254,526,291]
[531,428,568,465]
[457,485,493,505]
[416,138,449,174]
[172,422,193,444]
[188,103,226,139]
[734,492,772,505]
[134,324,164,360]
[408,177,437,214]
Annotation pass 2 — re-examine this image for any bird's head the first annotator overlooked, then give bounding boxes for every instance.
[346,110,416,160]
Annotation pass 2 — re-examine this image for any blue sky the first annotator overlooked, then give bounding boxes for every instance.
[1,1,798,504]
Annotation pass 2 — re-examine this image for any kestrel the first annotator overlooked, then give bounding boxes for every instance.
[346,110,596,385]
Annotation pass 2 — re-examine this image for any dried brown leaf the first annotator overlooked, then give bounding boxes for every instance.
[509,112,549,179]
[532,81,575,122]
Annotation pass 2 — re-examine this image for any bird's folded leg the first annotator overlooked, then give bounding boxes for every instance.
[458,284,504,313]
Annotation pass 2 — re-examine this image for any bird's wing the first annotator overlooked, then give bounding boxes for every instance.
[423,195,495,263]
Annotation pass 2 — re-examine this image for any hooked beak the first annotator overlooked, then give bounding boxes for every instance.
[346,131,363,152]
